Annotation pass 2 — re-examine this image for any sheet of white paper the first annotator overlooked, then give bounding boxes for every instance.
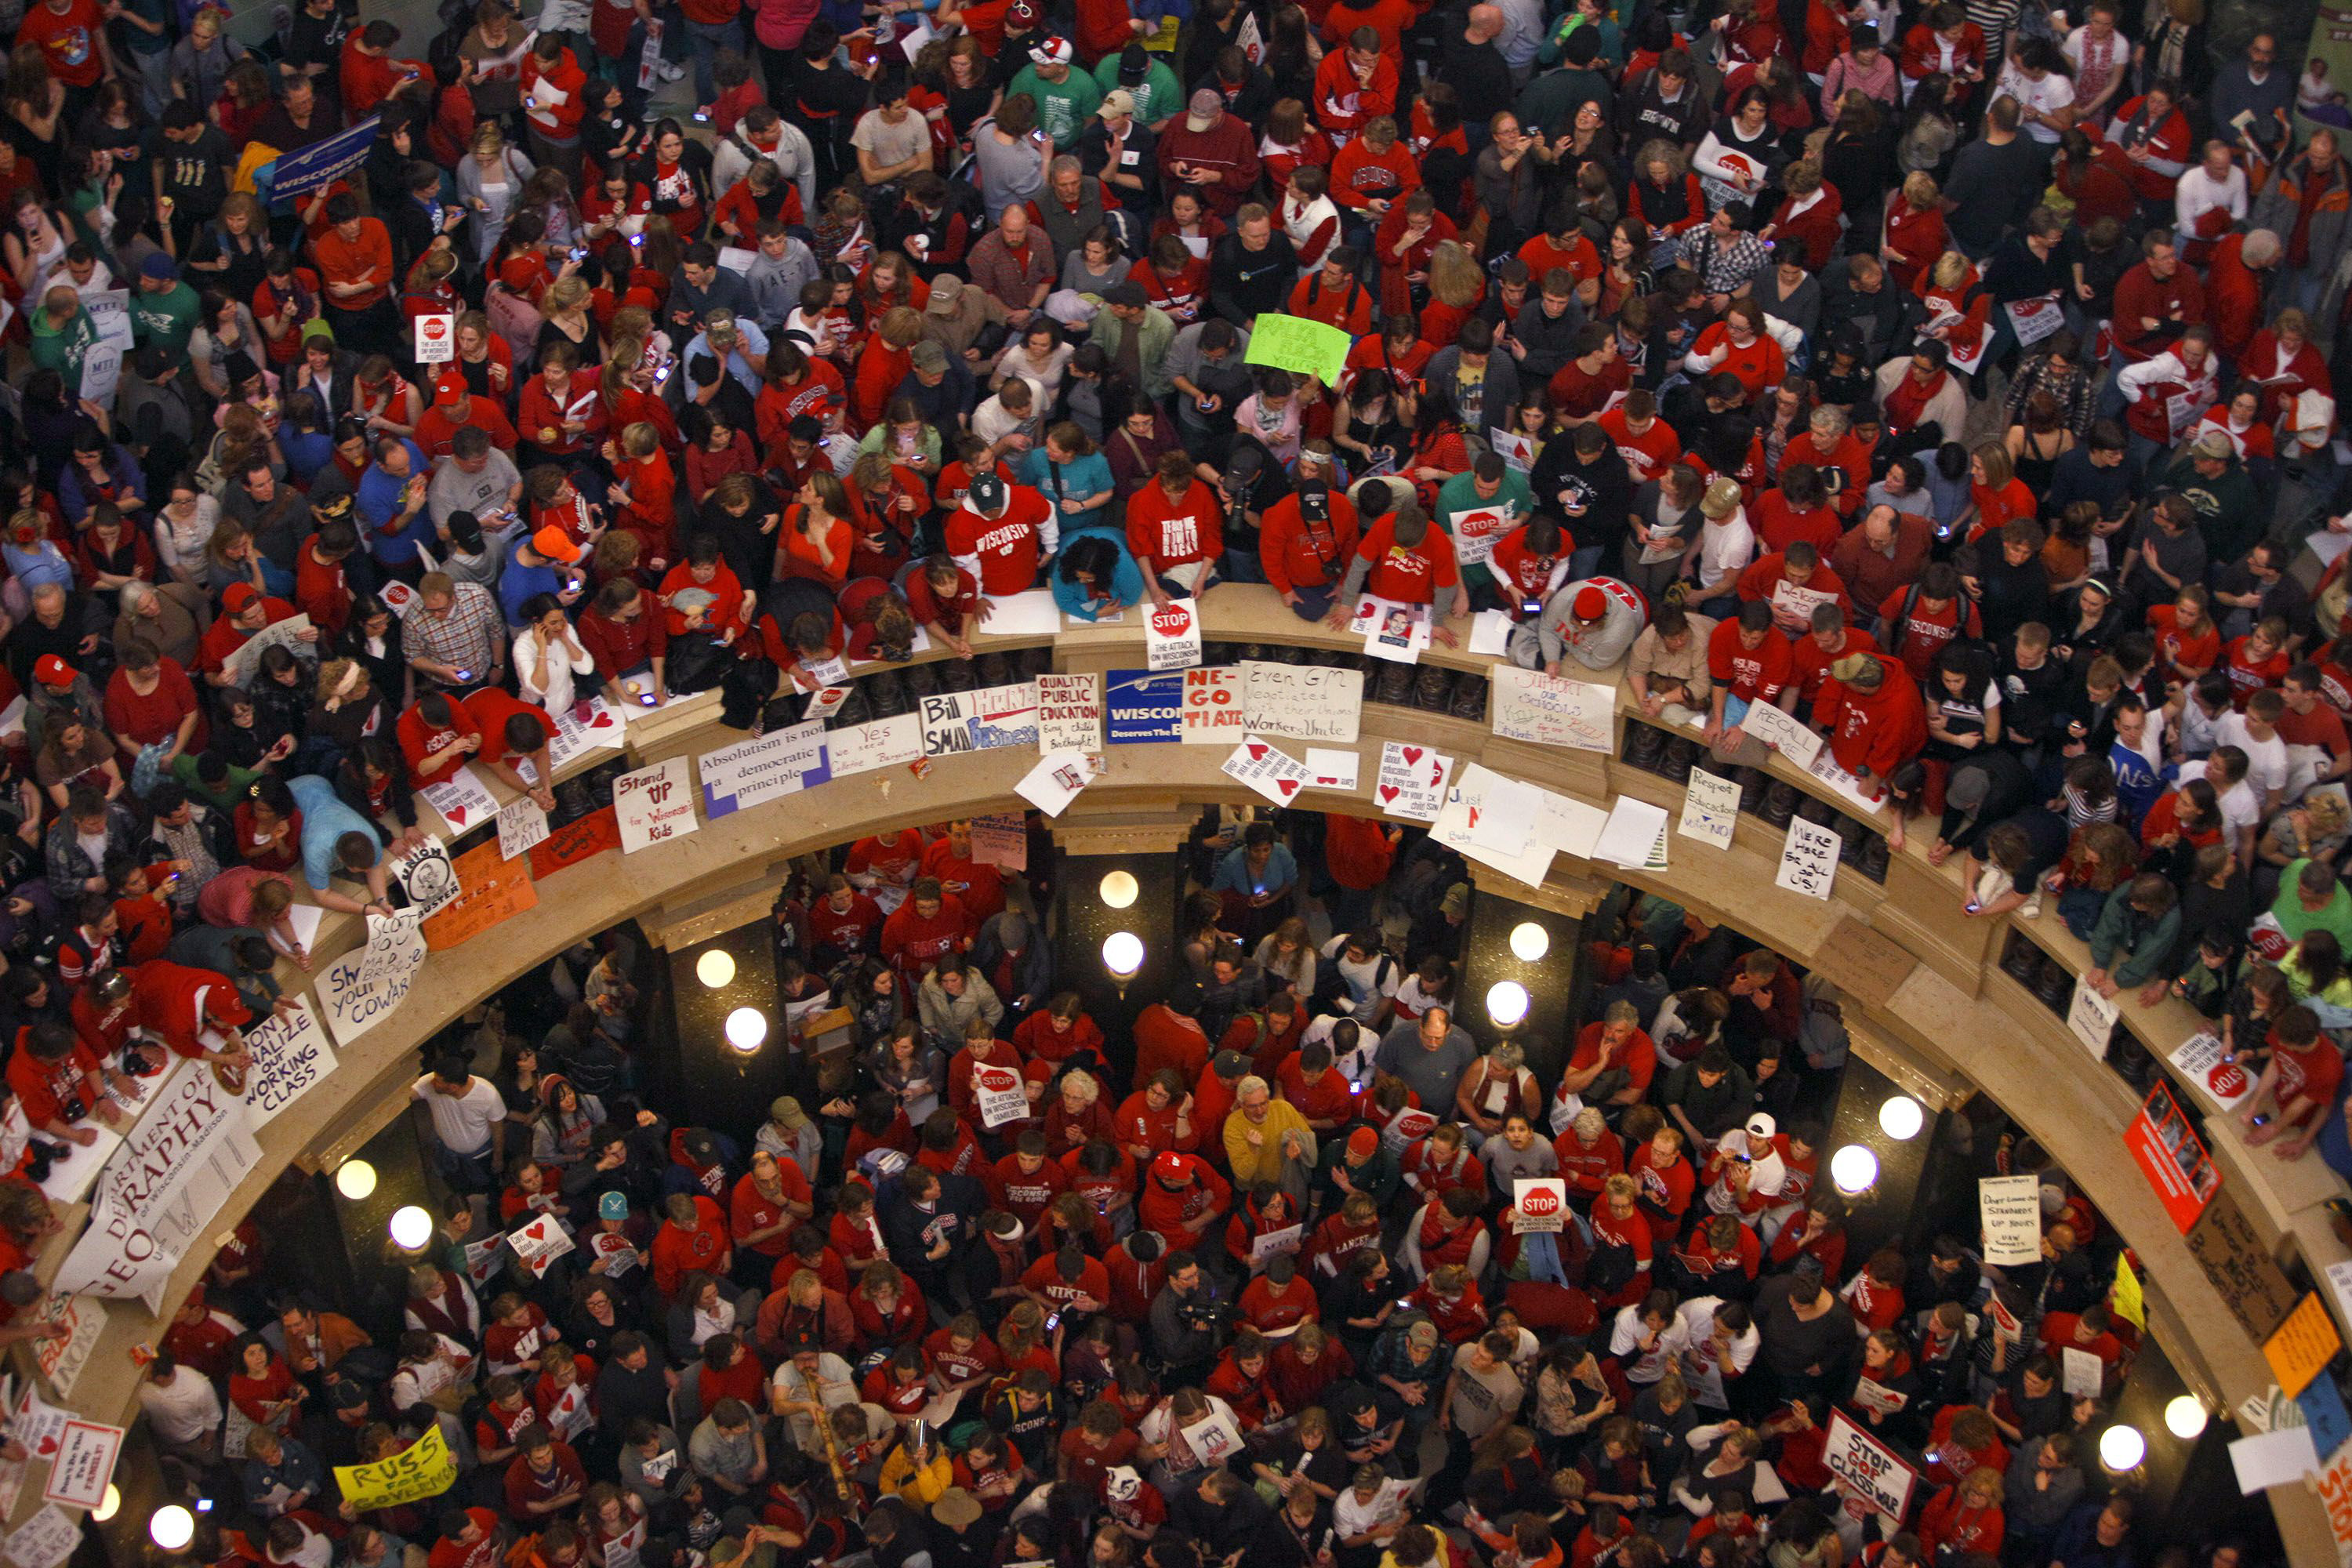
[1467,611,1514,657]
[1305,749,1359,790]
[287,903,324,950]
[983,590,1064,637]
[1595,797,1669,868]
[1014,751,1101,818]
[1468,775,1542,858]
[2229,1425,2319,1493]
[1534,792,1607,858]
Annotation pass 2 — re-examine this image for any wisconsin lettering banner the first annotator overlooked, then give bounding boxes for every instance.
[265,116,383,202]
[54,1063,262,1309]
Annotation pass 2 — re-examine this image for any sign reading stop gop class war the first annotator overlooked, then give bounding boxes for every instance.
[974,1063,1029,1128]
[1180,666,1247,744]
[1514,1178,1566,1233]
[1822,1410,1918,1523]
[614,757,699,853]
[1145,600,1203,671]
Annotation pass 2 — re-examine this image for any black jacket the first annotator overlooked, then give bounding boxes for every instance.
[1210,230,1299,327]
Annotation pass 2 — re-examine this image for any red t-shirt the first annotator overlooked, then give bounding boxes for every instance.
[1707,619,1793,703]
[19,0,105,86]
[1352,515,1461,604]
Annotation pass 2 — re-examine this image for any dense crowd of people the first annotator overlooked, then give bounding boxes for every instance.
[0,0,2339,1561]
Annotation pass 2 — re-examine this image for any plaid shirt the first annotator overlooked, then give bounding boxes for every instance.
[403,582,505,684]
[2003,355,2097,438]
[1676,228,1773,299]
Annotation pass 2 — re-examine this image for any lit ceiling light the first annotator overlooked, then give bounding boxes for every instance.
[1509,922,1549,961]
[94,1486,119,1523]
[1878,1096,1924,1141]
[1486,981,1530,1027]
[151,1507,194,1551]
[726,1008,768,1051]
[387,1206,432,1250]
[1103,932,1144,979]
[696,950,736,989]
[333,1160,377,1200]
[1830,1144,1878,1195]
[2164,1396,2209,1439]
[1100,871,1139,909]
[2099,1425,2147,1473]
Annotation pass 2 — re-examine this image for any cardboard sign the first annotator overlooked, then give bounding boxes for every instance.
[1036,672,1103,752]
[1248,1224,1305,1265]
[423,838,539,951]
[1374,742,1452,822]
[1491,667,1614,751]
[1106,670,1183,744]
[1181,666,1248,745]
[1775,818,1840,899]
[970,683,1040,750]
[973,1064,1029,1129]
[39,1419,123,1509]
[1679,768,1740,849]
[1014,751,1101,818]
[496,797,550,862]
[419,764,498,833]
[2067,977,2121,1058]
[319,915,426,1048]
[333,1422,458,1512]
[414,312,456,364]
[1736,699,1824,768]
[1145,600,1204,671]
[389,836,461,918]
[614,757,699,852]
[1513,1178,1566,1233]
[1822,1411,1917,1523]
[828,714,924,776]
[30,1297,103,1399]
[1221,736,1311,805]
[2125,1080,2217,1235]
[529,806,619,880]
[2169,1032,2254,1111]
[4,1507,80,1568]
[2061,1346,2105,1398]
[699,721,829,816]
[53,1064,261,1308]
[241,1000,339,1129]
[2265,1293,2344,1399]
[967,815,1026,870]
[920,692,976,757]
[359,908,426,987]
[1977,1174,2042,1265]
[2186,1189,2299,1342]
[1241,662,1363,744]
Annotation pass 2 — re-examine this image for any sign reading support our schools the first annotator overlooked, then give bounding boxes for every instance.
[1105,670,1183,744]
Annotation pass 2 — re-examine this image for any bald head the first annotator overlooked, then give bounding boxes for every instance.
[1467,4,1502,36]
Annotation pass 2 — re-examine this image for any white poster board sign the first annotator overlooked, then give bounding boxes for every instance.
[1374,742,1452,822]
[389,835,460,918]
[829,714,924,776]
[1679,768,1740,848]
[2067,977,2120,1059]
[1514,1178,1566,1232]
[1180,666,1248,746]
[241,1000,339,1129]
[1491,666,1613,750]
[613,757,699,852]
[1036,673,1102,752]
[1977,1174,2042,1265]
[1241,662,1363,744]
[496,797,550,861]
[320,913,426,1047]
[1145,600,1204,671]
[1775,818,1840,899]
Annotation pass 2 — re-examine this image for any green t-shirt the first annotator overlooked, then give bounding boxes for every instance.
[1007,64,1104,151]
[1434,469,1533,586]
[171,753,263,813]
[2272,858,2352,951]
[132,281,201,358]
[1091,55,1183,127]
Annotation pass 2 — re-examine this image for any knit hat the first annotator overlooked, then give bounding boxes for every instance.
[1828,653,1883,688]
[1570,585,1608,622]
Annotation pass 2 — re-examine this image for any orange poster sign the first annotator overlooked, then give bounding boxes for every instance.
[2264,1291,2344,1399]
[423,839,539,951]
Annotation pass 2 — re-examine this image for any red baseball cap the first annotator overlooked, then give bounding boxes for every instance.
[434,371,467,405]
[1347,1127,1379,1158]
[1571,586,1608,622]
[1151,1151,1189,1184]
[32,655,73,688]
[223,583,260,613]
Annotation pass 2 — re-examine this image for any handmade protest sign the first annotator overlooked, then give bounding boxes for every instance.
[614,757,699,852]
[1240,662,1362,743]
[1242,313,1349,385]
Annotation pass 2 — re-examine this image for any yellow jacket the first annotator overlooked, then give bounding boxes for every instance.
[1223,1099,1317,1188]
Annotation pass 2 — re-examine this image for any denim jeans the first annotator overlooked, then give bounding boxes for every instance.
[684,14,741,105]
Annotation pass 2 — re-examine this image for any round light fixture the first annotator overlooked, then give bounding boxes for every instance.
[1486,981,1530,1028]
[333,1159,377,1200]
[1508,922,1550,962]
[2165,1395,2209,1439]
[1878,1095,1924,1141]
[151,1507,194,1552]
[2099,1424,2147,1473]
[1103,931,1145,979]
[1830,1144,1879,1195]
[725,1007,768,1051]
[388,1205,433,1250]
[696,950,736,989]
[1099,871,1139,909]
[94,1485,120,1523]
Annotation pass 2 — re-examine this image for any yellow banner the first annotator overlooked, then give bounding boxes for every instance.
[335,1423,457,1512]
[2110,1254,2145,1330]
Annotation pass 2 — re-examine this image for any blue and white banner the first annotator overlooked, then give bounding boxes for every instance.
[1105,670,1182,744]
[266,115,383,204]
[698,720,829,818]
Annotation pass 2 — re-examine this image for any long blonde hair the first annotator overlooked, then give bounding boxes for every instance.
[1429,241,1483,310]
